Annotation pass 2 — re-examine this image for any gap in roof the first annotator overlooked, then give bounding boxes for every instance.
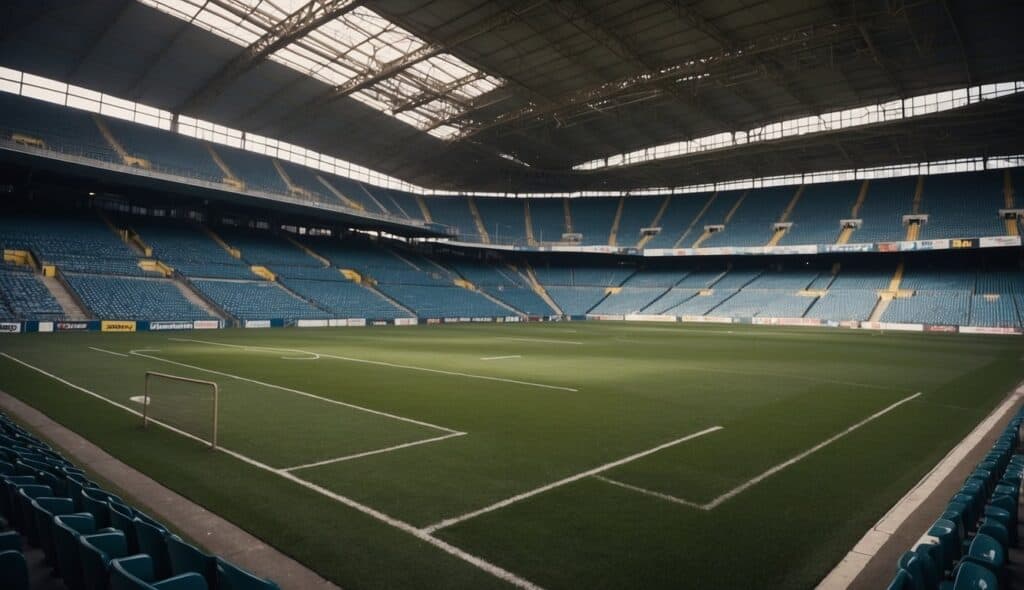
[138,0,503,139]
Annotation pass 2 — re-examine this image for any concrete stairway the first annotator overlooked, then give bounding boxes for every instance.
[41,275,91,320]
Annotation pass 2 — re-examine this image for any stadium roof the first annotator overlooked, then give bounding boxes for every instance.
[1,0,1022,192]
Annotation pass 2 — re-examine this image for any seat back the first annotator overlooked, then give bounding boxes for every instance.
[107,501,138,552]
[109,554,156,590]
[952,560,999,590]
[0,549,29,590]
[166,535,216,584]
[32,496,76,568]
[55,513,98,590]
[133,517,170,579]
[79,531,129,590]
[216,559,281,590]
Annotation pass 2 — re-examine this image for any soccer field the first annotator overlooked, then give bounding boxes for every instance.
[0,322,1021,589]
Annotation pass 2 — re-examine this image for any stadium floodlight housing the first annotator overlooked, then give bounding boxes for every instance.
[143,371,220,449]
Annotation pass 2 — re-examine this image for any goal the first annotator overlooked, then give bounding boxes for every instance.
[142,371,219,449]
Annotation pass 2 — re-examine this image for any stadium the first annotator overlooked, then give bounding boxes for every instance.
[0,0,1022,588]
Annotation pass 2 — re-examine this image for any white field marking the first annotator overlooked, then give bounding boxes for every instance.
[169,339,320,361]
[480,355,521,361]
[282,431,467,472]
[702,391,922,510]
[128,395,150,405]
[129,349,462,435]
[816,384,1024,590]
[170,338,578,392]
[497,337,583,345]
[591,475,705,509]
[0,353,542,590]
[88,346,129,358]
[594,392,925,513]
[421,425,723,534]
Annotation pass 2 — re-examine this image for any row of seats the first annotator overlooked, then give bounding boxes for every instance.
[0,268,63,320]
[64,274,214,322]
[4,93,1020,248]
[886,406,1024,589]
[0,412,279,590]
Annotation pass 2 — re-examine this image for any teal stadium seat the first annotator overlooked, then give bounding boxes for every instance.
[109,554,208,590]
[216,559,281,590]
[79,531,130,590]
[0,549,29,590]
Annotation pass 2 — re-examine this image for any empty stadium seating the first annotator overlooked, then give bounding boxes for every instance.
[1,92,1017,255]
[282,278,411,320]
[569,198,618,245]
[376,284,509,318]
[920,171,1006,238]
[852,177,916,243]
[804,290,879,321]
[191,280,330,321]
[644,193,713,249]
[884,406,1023,589]
[702,188,793,247]
[0,214,149,277]
[214,146,289,195]
[0,411,280,589]
[0,93,117,162]
[475,198,527,245]
[780,182,859,245]
[425,198,479,240]
[130,219,253,279]
[0,268,62,320]
[529,199,567,243]
[614,197,663,248]
[104,118,224,183]
[64,274,213,321]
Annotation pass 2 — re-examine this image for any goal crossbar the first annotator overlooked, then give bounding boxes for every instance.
[143,371,219,449]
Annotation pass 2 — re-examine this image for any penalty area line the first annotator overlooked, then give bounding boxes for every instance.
[0,352,542,590]
[592,391,924,512]
[88,347,129,358]
[422,425,723,533]
[171,338,577,392]
[480,355,521,361]
[282,431,467,472]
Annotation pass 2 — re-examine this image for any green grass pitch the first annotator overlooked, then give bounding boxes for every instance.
[0,322,1021,589]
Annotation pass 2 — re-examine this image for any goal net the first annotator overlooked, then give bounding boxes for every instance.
[142,371,219,449]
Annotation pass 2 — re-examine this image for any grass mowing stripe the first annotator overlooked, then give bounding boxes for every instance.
[1,352,544,590]
[282,432,468,472]
[173,338,579,392]
[423,425,724,533]
[129,349,462,434]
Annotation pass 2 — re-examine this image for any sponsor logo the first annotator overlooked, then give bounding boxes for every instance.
[980,236,1022,248]
[244,320,271,329]
[0,322,21,334]
[193,320,220,330]
[347,318,367,327]
[296,319,329,328]
[924,325,958,333]
[37,322,54,333]
[101,321,136,333]
[877,242,900,253]
[959,326,1021,335]
[371,320,387,326]
[57,321,90,331]
[149,321,193,331]
[681,315,733,324]
[470,317,493,323]
[950,238,977,249]
[394,318,418,326]
[624,314,676,322]
[426,318,441,325]
[839,320,860,329]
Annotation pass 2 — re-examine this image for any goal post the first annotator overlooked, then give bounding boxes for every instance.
[143,371,219,449]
